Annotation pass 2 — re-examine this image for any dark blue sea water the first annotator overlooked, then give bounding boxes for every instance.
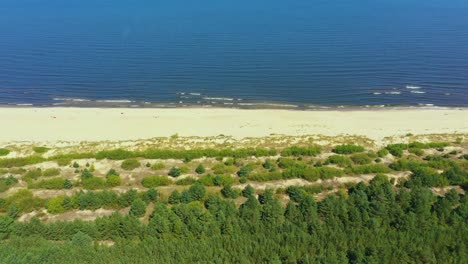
[1,0,468,108]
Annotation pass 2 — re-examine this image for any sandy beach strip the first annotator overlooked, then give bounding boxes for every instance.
[0,107,467,143]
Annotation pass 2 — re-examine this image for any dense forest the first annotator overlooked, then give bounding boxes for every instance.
[0,142,467,263]
[0,175,466,263]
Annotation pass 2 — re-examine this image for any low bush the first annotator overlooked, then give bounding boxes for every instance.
[82,177,107,190]
[386,144,407,157]
[106,169,119,177]
[168,167,181,177]
[350,164,392,174]
[377,148,389,157]
[404,167,448,188]
[0,156,46,168]
[121,159,140,171]
[350,153,372,165]
[195,164,205,174]
[42,168,61,177]
[0,148,10,156]
[56,158,71,166]
[33,147,50,154]
[326,155,353,167]
[106,175,121,187]
[175,177,197,185]
[81,169,94,179]
[408,148,424,156]
[141,176,172,188]
[277,158,304,169]
[198,174,235,186]
[281,146,321,156]
[332,144,365,154]
[237,164,255,177]
[211,164,236,175]
[0,176,18,192]
[221,184,239,199]
[179,166,190,174]
[304,167,344,181]
[29,178,69,190]
[247,171,283,182]
[23,169,42,182]
[151,162,165,171]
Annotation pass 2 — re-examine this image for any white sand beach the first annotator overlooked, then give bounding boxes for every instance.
[0,107,467,143]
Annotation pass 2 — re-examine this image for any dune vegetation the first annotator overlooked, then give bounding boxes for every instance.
[0,137,466,263]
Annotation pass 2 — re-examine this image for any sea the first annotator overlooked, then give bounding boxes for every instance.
[1,0,467,109]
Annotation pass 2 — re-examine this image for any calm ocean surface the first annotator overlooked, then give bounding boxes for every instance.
[1,0,467,108]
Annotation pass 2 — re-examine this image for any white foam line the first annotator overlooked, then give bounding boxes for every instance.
[406,85,422,89]
[203,97,234,101]
[96,100,133,103]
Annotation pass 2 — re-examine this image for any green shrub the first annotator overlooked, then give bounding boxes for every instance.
[81,169,94,179]
[224,158,235,166]
[212,163,236,174]
[168,167,181,177]
[263,160,273,170]
[23,169,42,182]
[198,174,235,186]
[64,179,73,189]
[168,190,181,204]
[332,144,365,154]
[277,158,303,169]
[82,177,106,190]
[350,153,372,165]
[237,165,254,177]
[47,196,66,214]
[326,155,353,167]
[29,178,68,190]
[221,184,239,199]
[0,148,10,156]
[405,167,449,188]
[145,162,151,168]
[408,148,424,156]
[129,198,147,217]
[32,146,50,154]
[106,175,121,187]
[377,148,389,157]
[151,162,165,171]
[195,164,206,174]
[247,171,283,182]
[141,176,172,188]
[106,169,119,177]
[42,168,60,177]
[304,167,344,181]
[386,144,407,157]
[56,158,71,166]
[0,156,46,168]
[350,164,392,174]
[281,146,321,156]
[179,166,189,174]
[176,177,197,185]
[121,159,140,170]
[0,176,18,193]
[96,149,134,160]
[390,159,425,171]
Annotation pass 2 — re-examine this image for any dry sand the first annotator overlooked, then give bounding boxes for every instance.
[0,107,467,143]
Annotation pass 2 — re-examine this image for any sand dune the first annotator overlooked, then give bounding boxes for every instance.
[0,107,466,143]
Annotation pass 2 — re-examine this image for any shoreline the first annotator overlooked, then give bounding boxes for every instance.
[0,107,467,144]
[1,102,467,112]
